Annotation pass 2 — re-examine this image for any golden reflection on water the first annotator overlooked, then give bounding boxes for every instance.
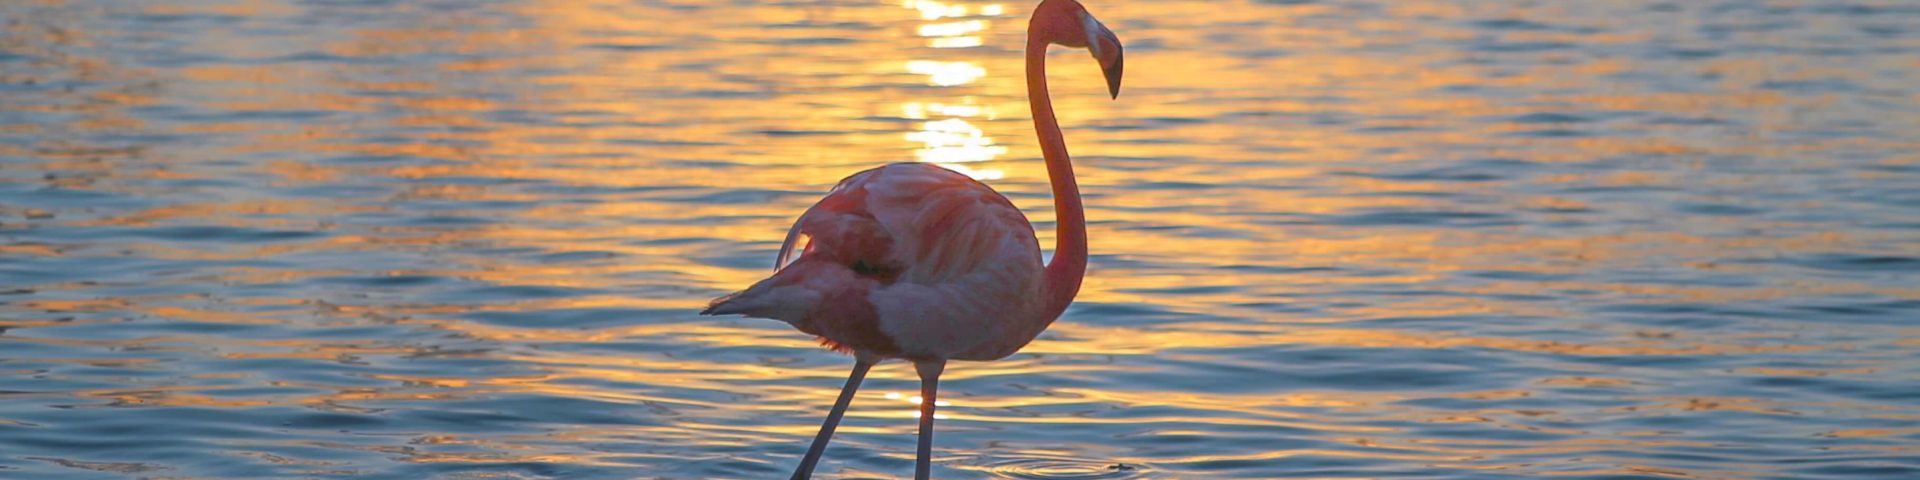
[8,0,1907,363]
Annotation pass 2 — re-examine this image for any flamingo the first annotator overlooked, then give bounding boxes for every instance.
[701,0,1122,478]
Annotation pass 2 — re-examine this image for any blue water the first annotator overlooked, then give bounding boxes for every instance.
[2,0,1918,478]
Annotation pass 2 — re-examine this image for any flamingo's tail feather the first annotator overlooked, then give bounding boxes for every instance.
[700,290,745,316]
[698,273,819,325]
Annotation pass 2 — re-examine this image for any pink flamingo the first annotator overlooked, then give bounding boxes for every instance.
[702,1,1122,478]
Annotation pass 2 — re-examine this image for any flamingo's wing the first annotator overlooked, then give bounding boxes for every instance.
[774,172,867,272]
[784,163,1039,283]
[774,214,806,272]
[701,165,901,324]
[705,163,1043,358]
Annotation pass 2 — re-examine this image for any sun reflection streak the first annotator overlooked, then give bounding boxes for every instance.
[902,0,1003,20]
[905,0,1001,48]
[918,20,986,38]
[902,0,1007,180]
[905,60,986,87]
[883,392,953,419]
[929,36,984,49]
[906,118,1008,165]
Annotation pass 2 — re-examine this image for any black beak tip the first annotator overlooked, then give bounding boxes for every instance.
[1104,58,1124,99]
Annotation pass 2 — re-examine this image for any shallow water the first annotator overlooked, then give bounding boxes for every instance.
[3,0,1918,478]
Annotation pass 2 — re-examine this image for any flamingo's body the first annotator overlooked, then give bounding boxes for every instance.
[706,163,1055,361]
[702,1,1123,478]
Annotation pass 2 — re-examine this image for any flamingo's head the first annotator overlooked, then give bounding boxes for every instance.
[1036,0,1124,99]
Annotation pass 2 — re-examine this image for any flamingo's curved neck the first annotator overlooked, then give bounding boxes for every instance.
[1027,29,1086,322]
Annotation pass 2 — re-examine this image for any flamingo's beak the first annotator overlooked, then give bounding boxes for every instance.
[1101,43,1123,99]
[1082,12,1123,99]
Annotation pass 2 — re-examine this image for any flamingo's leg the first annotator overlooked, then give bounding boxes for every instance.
[791,359,873,480]
[913,360,947,480]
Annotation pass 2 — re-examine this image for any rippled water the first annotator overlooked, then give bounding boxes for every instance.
[3,0,1918,478]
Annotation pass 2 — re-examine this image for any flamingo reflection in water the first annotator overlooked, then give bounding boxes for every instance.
[702,0,1124,478]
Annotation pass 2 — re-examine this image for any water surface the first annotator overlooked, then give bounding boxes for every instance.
[2,0,1918,478]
